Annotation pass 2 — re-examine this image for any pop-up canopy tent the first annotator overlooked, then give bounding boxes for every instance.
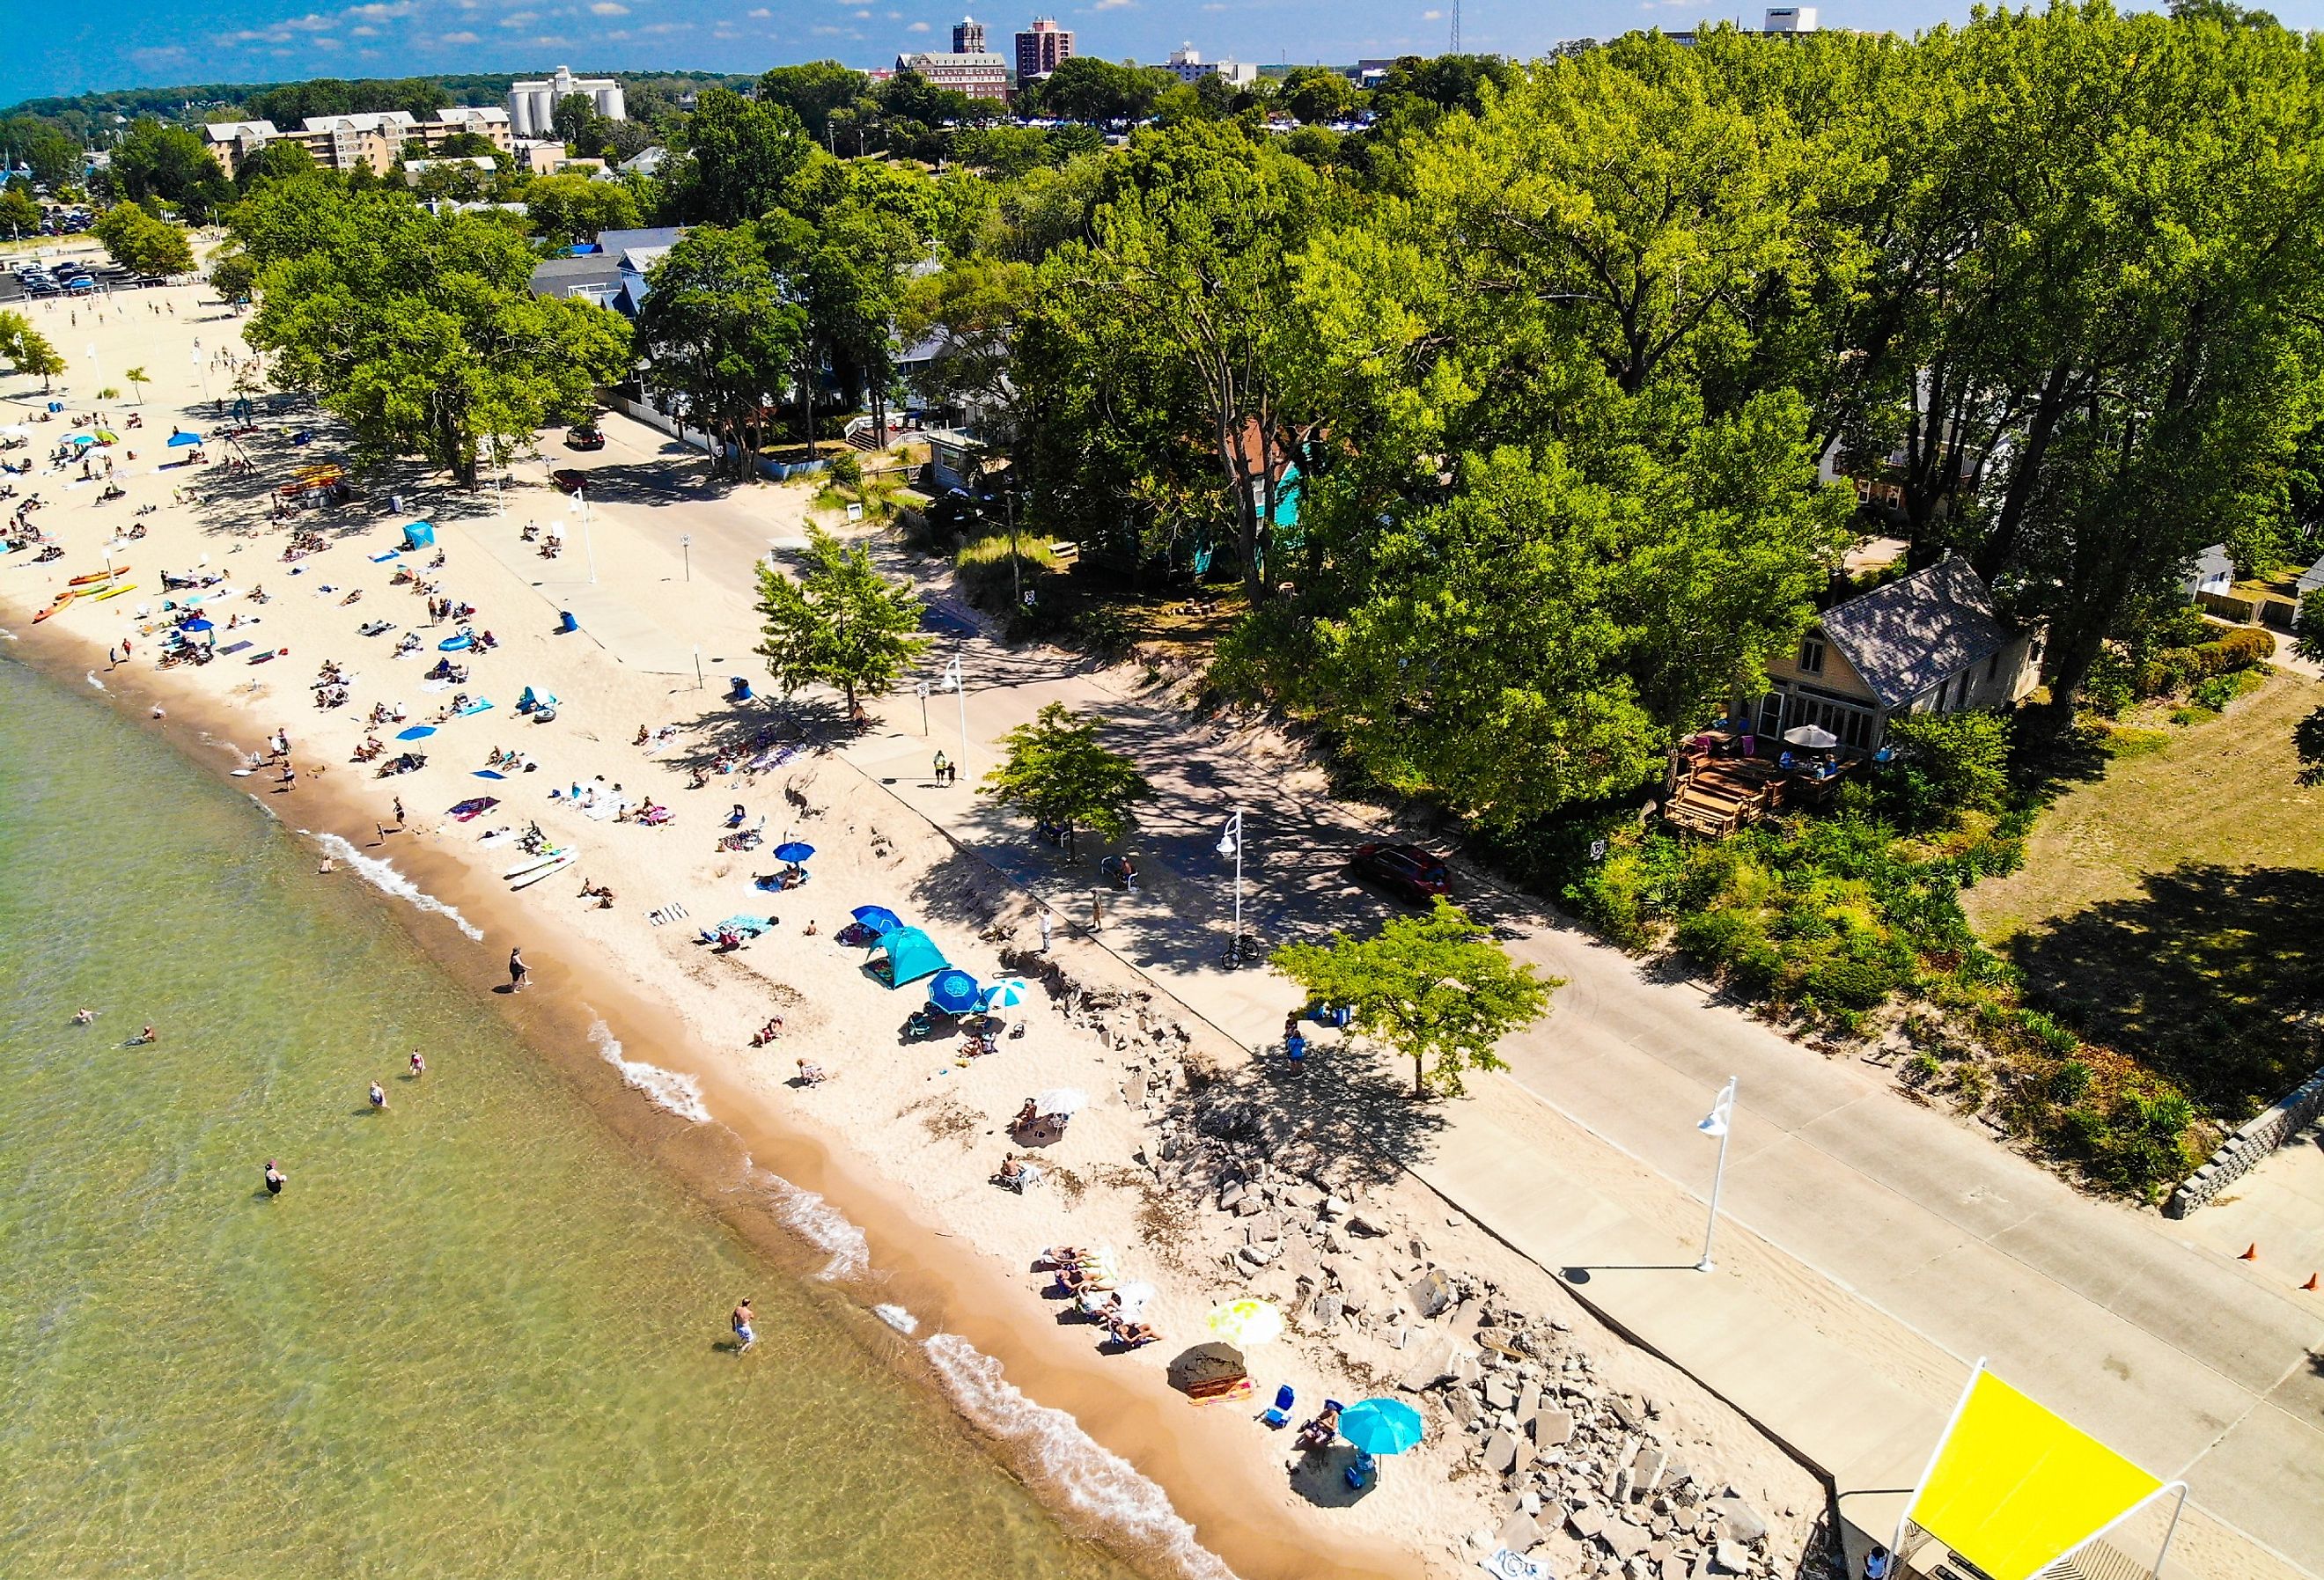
[870,925,946,987]
[1890,1363,2184,1580]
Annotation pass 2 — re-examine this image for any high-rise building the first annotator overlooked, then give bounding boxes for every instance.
[507,67,627,140]
[952,15,986,52]
[1014,17,1073,82]
[1163,44,1256,86]
[1762,5,1819,26]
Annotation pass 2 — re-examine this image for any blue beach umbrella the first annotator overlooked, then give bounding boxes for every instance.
[167,430,202,447]
[976,977,1031,1011]
[181,618,214,633]
[773,841,815,863]
[926,967,982,1015]
[1338,1399,1424,1457]
[395,725,437,741]
[850,904,904,935]
[69,433,96,446]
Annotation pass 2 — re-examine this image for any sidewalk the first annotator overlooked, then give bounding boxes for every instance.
[835,627,2324,1577]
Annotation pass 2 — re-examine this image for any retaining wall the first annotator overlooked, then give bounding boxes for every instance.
[2165,1064,2324,1216]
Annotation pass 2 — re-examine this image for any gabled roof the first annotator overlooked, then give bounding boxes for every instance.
[528,254,626,299]
[591,225,686,256]
[1817,555,2011,708]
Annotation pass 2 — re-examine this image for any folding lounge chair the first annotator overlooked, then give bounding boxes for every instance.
[1261,1385,1295,1429]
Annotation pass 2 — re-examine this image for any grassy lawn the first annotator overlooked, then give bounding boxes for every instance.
[1966,671,2324,1121]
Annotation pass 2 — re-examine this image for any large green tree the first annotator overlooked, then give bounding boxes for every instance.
[979,702,1154,857]
[755,62,870,146]
[110,120,232,220]
[0,311,67,391]
[91,203,195,276]
[239,182,630,487]
[1272,900,1558,1097]
[525,173,642,247]
[636,224,807,477]
[669,88,816,226]
[753,525,931,715]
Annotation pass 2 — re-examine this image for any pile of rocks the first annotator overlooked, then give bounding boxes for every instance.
[1408,1318,1784,1579]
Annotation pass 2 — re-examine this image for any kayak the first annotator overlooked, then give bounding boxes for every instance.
[508,851,577,892]
[87,583,137,601]
[502,847,570,881]
[69,565,129,586]
[33,591,75,622]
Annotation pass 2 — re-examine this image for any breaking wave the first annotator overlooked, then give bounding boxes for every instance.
[85,670,106,691]
[589,1021,711,1124]
[873,1303,918,1334]
[923,1334,1239,1580]
[741,1155,872,1282]
[306,831,485,941]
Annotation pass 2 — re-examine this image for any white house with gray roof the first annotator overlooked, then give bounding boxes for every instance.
[1741,555,2044,753]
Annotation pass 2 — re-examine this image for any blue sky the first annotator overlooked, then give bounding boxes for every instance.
[5,0,2311,109]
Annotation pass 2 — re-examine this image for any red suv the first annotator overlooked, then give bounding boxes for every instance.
[1351,842,1452,904]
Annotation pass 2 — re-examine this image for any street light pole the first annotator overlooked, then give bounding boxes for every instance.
[681,533,691,582]
[916,680,930,736]
[945,650,967,765]
[1217,806,1245,966]
[1696,1077,1738,1273]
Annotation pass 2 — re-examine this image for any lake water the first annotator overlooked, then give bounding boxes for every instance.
[0,652,1142,1580]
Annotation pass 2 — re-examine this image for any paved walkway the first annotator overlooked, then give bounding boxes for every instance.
[837,613,2324,1576]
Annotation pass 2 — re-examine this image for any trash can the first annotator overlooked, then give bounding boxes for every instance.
[390,494,405,514]
[557,611,578,634]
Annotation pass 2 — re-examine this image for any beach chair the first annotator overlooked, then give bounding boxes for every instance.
[1261,1385,1295,1429]
[1345,1452,1376,1490]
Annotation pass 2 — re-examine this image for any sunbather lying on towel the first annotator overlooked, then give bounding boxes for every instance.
[1105,1314,1158,1348]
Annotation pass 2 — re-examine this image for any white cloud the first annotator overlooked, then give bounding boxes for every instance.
[532,33,573,44]
[350,24,379,35]
[500,11,540,25]
[1090,0,1133,9]
[590,2,628,12]
[342,1,411,18]
[747,5,770,12]
[639,18,693,30]
[436,29,482,43]
[1422,7,1440,16]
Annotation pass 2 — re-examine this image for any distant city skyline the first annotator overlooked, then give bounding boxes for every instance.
[0,0,2294,110]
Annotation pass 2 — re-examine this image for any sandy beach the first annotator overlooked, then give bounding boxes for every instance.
[0,262,1828,1580]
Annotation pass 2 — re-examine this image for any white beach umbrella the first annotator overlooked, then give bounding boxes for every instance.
[1033,1087,1090,1118]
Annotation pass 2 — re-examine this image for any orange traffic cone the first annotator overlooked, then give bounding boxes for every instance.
[2238,1243,2260,1260]
[2302,1273,2320,1292]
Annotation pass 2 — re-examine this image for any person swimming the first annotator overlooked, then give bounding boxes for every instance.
[71,1007,94,1025]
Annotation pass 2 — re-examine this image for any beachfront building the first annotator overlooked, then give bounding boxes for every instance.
[1163,45,1258,86]
[1015,17,1074,82]
[508,67,627,139]
[202,107,512,177]
[894,50,1012,100]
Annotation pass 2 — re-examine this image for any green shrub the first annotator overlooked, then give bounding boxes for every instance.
[2189,672,2242,712]
[1882,709,2011,819]
[1807,952,1898,1010]
[2049,1059,2093,1103]
[1908,1050,1942,1083]
[2213,626,2275,668]
[2082,650,2136,717]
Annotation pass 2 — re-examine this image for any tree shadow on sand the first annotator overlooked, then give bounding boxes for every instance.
[2007,863,2324,1118]
[1161,1044,1452,1199]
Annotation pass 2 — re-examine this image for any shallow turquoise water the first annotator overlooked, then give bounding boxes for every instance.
[0,653,1135,1580]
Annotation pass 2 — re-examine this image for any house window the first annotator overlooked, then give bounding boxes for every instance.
[1985,652,1999,681]
[1797,636,1826,675]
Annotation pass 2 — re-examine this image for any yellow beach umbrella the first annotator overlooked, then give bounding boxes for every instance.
[1206,1298,1284,1347]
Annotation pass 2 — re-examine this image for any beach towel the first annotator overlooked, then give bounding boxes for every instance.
[419,680,452,693]
[647,902,689,927]
[717,915,774,936]
[248,651,277,665]
[217,640,254,657]
[457,699,493,717]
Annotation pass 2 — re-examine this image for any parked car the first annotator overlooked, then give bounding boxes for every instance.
[565,424,605,451]
[1350,841,1453,904]
[550,468,588,493]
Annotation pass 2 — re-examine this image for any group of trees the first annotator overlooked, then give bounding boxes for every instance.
[110,120,234,221]
[888,4,2324,834]
[232,176,629,486]
[0,309,66,390]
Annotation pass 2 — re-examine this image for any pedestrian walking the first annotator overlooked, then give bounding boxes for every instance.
[508,946,529,992]
[393,796,405,827]
[409,1049,426,1077]
[368,1080,387,1112]
[932,749,948,783]
[1040,910,1053,952]
[263,1159,286,1196]
[731,1298,756,1353]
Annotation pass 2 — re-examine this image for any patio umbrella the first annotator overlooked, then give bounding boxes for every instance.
[1782,724,1838,749]
[69,433,96,446]
[92,430,119,445]
[976,977,1031,1011]
[1033,1087,1089,1118]
[166,431,202,447]
[395,725,437,741]
[926,967,982,1014]
[772,841,815,863]
[850,904,905,935]
[1338,1398,1424,1457]
[1205,1299,1283,1347]
[181,618,214,633]
[0,423,28,437]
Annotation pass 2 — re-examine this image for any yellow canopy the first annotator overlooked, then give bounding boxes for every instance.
[1908,1370,2163,1580]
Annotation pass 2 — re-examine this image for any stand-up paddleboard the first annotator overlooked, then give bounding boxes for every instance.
[508,851,577,892]
[87,583,137,601]
[502,847,570,881]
